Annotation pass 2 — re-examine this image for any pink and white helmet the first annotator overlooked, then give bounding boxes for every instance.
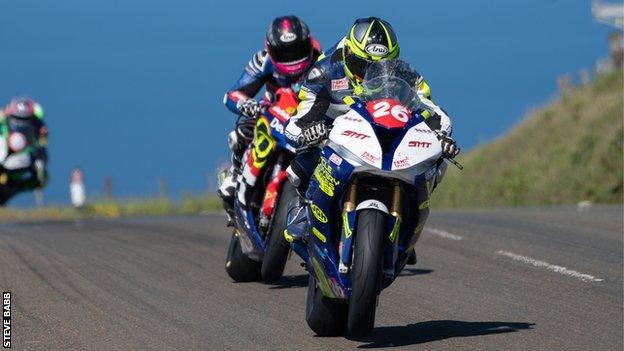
[266,16,315,77]
[4,97,43,119]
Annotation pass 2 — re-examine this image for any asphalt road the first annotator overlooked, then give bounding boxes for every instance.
[0,205,622,350]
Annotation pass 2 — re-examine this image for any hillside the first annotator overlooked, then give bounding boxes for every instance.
[434,69,623,208]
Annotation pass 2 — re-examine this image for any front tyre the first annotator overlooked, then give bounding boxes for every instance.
[348,209,386,336]
[305,275,348,336]
[225,231,262,282]
[261,182,296,283]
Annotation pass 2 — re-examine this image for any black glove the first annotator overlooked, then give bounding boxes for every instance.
[236,99,261,118]
[437,131,460,158]
[301,122,328,147]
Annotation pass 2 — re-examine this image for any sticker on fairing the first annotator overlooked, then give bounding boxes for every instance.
[313,158,340,197]
[329,153,343,166]
[310,203,328,223]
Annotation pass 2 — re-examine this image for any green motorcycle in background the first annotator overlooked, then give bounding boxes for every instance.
[0,112,48,205]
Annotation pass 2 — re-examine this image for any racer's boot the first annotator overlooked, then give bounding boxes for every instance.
[283,195,310,244]
[217,130,246,226]
[217,167,237,227]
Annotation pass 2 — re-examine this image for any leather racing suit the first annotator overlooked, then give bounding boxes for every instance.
[220,43,322,210]
[284,37,452,191]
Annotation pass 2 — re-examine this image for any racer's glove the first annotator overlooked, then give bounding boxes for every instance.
[436,131,460,159]
[300,122,328,148]
[236,99,261,119]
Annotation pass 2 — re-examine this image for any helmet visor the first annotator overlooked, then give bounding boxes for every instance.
[267,38,312,64]
[344,50,372,81]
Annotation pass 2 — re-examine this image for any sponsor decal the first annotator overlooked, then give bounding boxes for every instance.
[280,32,297,42]
[415,128,433,134]
[310,203,328,223]
[312,227,326,243]
[393,157,410,168]
[365,44,389,56]
[361,151,380,163]
[408,141,432,148]
[341,130,370,140]
[369,202,380,209]
[269,106,290,123]
[342,212,352,238]
[329,153,343,166]
[269,117,285,133]
[331,78,349,91]
[342,116,362,123]
[252,118,274,167]
[313,158,340,197]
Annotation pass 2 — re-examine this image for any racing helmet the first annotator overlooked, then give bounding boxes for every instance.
[343,17,400,84]
[266,15,315,77]
[4,97,43,119]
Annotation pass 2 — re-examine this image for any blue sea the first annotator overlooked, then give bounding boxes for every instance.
[0,0,613,206]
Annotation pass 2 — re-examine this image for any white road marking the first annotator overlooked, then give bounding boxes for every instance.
[496,250,604,282]
[426,228,463,241]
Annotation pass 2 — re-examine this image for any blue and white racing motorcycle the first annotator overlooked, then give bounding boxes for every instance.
[293,60,446,336]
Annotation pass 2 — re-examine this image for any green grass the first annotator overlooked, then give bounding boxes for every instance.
[433,69,624,208]
[0,194,223,223]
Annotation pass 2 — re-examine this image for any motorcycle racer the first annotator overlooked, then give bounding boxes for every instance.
[283,17,460,247]
[1,97,49,190]
[218,15,322,223]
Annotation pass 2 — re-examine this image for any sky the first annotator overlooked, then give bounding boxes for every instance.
[0,0,615,206]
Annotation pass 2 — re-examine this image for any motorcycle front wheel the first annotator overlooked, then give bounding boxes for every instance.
[347,209,386,336]
[261,182,297,283]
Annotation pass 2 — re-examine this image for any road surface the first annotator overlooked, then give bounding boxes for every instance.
[0,205,622,350]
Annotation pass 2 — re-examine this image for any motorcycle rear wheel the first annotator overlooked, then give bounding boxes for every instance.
[305,275,348,336]
[347,209,386,337]
[225,231,262,282]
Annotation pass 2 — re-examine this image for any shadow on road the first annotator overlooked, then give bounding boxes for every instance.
[349,320,535,348]
[399,268,434,276]
[268,269,432,289]
[269,274,309,289]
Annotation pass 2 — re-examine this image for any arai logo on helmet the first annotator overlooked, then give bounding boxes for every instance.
[280,32,297,43]
[365,44,388,56]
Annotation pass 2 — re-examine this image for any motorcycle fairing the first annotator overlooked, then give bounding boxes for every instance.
[305,147,355,300]
[0,133,7,163]
[328,110,382,169]
[304,103,444,300]
[234,202,265,261]
[3,153,32,170]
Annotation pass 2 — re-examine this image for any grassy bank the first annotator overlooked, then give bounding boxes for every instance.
[434,69,623,208]
[0,194,222,223]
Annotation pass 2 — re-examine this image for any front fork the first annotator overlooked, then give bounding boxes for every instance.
[385,181,402,279]
[338,180,357,274]
[338,179,403,279]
